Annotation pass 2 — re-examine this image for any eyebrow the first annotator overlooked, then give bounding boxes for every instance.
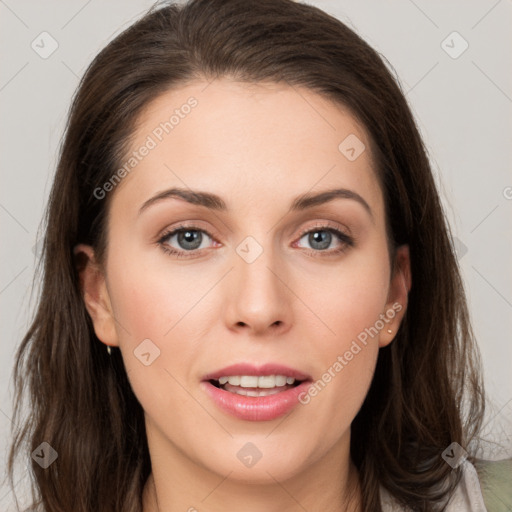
[138,186,373,220]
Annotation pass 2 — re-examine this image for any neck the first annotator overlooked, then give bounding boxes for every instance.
[142,424,362,512]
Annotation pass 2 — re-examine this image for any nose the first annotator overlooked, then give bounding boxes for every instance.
[223,242,293,336]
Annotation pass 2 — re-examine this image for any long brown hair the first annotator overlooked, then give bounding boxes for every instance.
[8,0,485,510]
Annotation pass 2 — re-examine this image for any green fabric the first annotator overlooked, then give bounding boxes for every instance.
[474,458,512,512]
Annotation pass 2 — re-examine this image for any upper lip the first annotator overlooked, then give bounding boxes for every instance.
[203,363,312,382]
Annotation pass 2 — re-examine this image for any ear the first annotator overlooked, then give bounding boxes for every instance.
[73,243,119,348]
[379,244,411,348]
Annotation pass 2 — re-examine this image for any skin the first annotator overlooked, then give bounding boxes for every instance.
[76,79,411,512]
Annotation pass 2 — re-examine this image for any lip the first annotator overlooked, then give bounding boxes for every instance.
[201,363,312,422]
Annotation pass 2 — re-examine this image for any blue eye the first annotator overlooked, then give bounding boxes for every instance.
[296,227,354,255]
[158,226,214,258]
[170,229,208,250]
[157,224,354,259]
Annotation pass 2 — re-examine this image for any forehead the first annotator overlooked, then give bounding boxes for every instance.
[112,78,383,219]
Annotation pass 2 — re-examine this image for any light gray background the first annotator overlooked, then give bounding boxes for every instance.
[1,0,511,509]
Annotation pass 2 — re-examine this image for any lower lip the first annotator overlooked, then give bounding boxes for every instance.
[201,380,312,421]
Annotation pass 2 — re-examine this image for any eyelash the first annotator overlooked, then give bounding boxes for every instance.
[157,222,355,259]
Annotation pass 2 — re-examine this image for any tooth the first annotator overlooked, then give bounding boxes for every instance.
[224,385,291,397]
[240,376,259,388]
[219,375,297,389]
[275,375,287,386]
[258,375,276,388]
[261,388,280,396]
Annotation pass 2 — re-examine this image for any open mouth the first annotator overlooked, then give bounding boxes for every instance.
[209,375,304,397]
[202,368,313,421]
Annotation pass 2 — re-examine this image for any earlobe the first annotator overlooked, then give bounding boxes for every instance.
[379,244,411,348]
[73,243,119,348]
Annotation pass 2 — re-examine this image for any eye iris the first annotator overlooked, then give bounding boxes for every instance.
[177,230,202,250]
[309,230,331,250]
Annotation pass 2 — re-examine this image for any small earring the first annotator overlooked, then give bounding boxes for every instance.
[387,329,392,334]
[106,345,112,355]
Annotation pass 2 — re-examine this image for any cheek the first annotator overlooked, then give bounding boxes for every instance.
[107,244,212,341]
[105,248,216,399]
[108,260,208,437]
[299,245,390,348]
[295,266,387,450]
[294,242,389,426]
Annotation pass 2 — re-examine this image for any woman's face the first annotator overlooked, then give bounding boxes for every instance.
[79,79,409,485]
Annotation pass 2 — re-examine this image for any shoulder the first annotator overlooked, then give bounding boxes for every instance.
[445,458,487,511]
[474,457,512,512]
[380,458,499,511]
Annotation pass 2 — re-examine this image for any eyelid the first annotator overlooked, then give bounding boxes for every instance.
[156,220,220,243]
[295,219,351,239]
